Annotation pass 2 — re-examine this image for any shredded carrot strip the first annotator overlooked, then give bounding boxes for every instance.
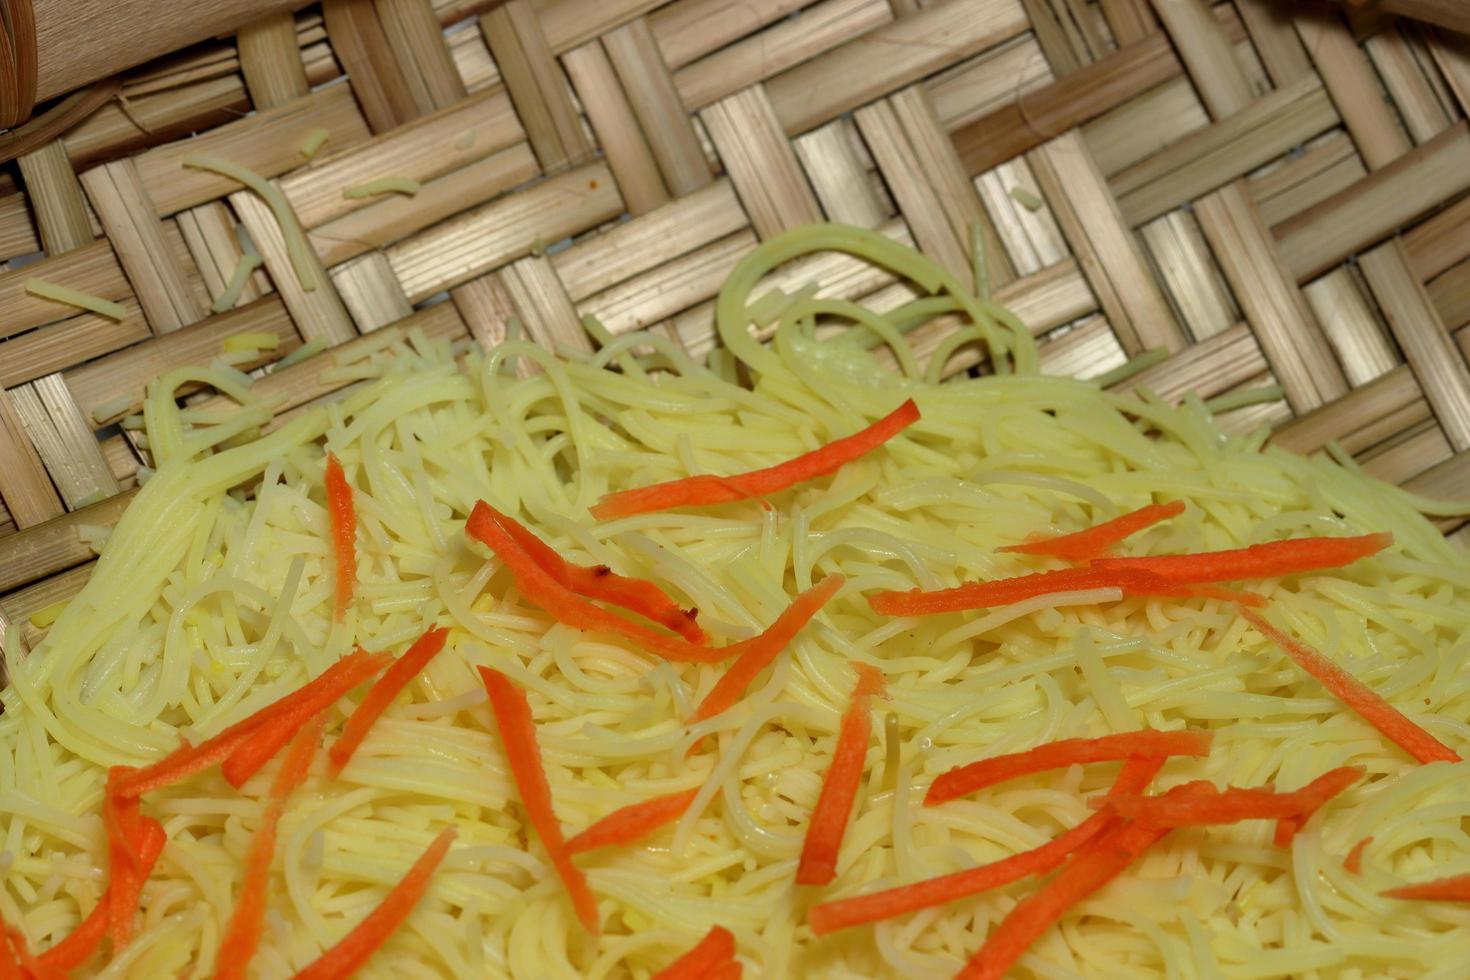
[808,756,1165,936]
[1382,871,1470,902]
[328,627,449,777]
[686,576,844,726]
[704,962,743,980]
[220,650,391,788]
[565,788,701,855]
[115,648,388,797]
[956,818,1170,980]
[490,508,704,642]
[1090,532,1391,583]
[217,712,326,980]
[869,565,1217,616]
[650,925,736,980]
[290,826,456,980]
[925,729,1213,806]
[105,815,165,950]
[590,399,920,520]
[797,664,886,886]
[103,769,143,946]
[1344,836,1373,875]
[40,814,166,972]
[1097,766,1364,827]
[999,501,1185,561]
[467,502,724,663]
[0,916,23,980]
[478,667,599,933]
[1241,608,1460,764]
[325,452,357,622]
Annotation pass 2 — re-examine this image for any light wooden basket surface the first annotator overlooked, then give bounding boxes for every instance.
[2,0,1470,651]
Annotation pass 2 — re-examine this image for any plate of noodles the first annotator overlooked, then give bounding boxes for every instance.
[3,224,1470,979]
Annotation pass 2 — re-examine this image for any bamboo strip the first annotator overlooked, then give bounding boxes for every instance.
[701,87,822,240]
[1296,8,1411,171]
[6,564,95,648]
[386,162,621,302]
[377,0,470,113]
[0,192,40,257]
[1096,0,1154,45]
[1234,0,1312,85]
[310,143,541,266]
[1147,0,1253,118]
[1361,240,1470,453]
[64,296,300,424]
[1301,268,1400,385]
[1274,122,1470,281]
[0,300,153,389]
[1029,130,1185,354]
[1037,315,1128,380]
[176,201,269,308]
[0,489,136,595]
[229,188,358,345]
[1427,28,1470,116]
[765,0,1029,135]
[1122,322,1267,402]
[7,378,119,509]
[603,18,713,195]
[1195,182,1347,412]
[1405,449,1470,515]
[672,0,891,112]
[481,0,591,170]
[499,254,594,352]
[974,159,1068,276]
[1111,75,1339,226]
[237,12,312,110]
[1082,75,1211,180]
[1338,1,1470,36]
[0,389,65,529]
[552,179,746,300]
[794,121,890,228]
[279,88,522,229]
[1272,365,1422,454]
[1365,25,1454,144]
[65,76,249,171]
[1138,211,1236,341]
[650,0,811,70]
[924,35,1054,132]
[0,241,130,341]
[135,84,373,217]
[80,159,208,333]
[582,229,757,336]
[1401,192,1470,281]
[18,142,93,254]
[324,0,421,132]
[331,251,417,330]
[448,20,502,94]
[1021,0,1081,75]
[450,273,531,362]
[1246,131,1365,227]
[562,41,668,215]
[535,0,664,54]
[1429,259,1470,333]
[1359,419,1452,486]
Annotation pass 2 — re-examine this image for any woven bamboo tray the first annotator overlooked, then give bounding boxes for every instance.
[2,0,1470,655]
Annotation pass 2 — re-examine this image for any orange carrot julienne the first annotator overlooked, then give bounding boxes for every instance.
[650,925,736,980]
[290,826,456,980]
[686,576,844,727]
[1096,766,1364,827]
[797,664,886,886]
[106,815,165,951]
[956,817,1170,980]
[705,962,743,980]
[221,649,392,789]
[1344,836,1373,874]
[468,502,724,664]
[478,667,599,934]
[590,399,921,520]
[115,647,388,798]
[808,755,1166,936]
[490,508,704,643]
[1241,608,1460,765]
[325,452,356,622]
[999,501,1185,561]
[328,627,450,777]
[1091,532,1392,584]
[217,712,326,980]
[925,729,1213,806]
[565,788,701,855]
[869,565,1223,616]
[0,918,22,980]
[1381,871,1470,902]
[103,769,143,945]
